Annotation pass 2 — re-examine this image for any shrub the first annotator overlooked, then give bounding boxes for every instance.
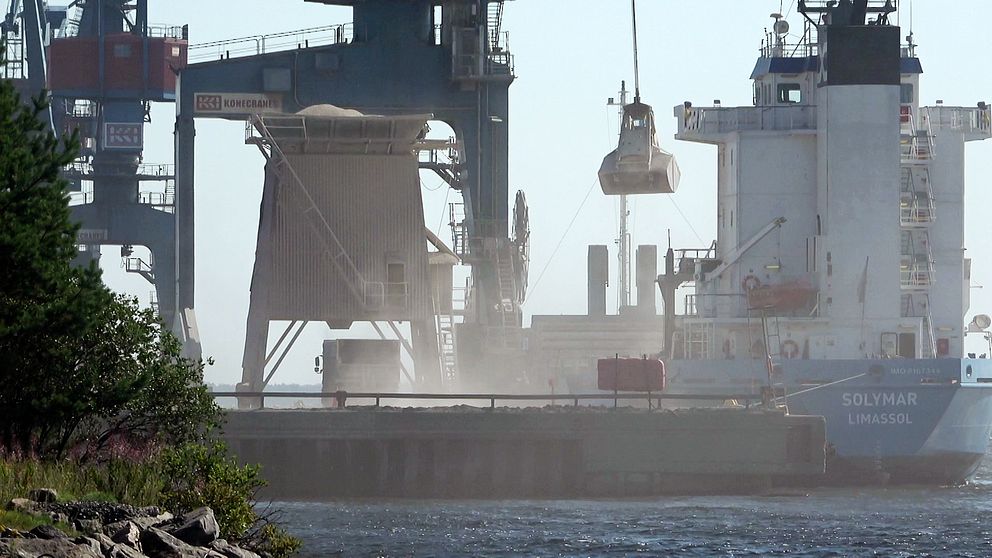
[159,442,300,557]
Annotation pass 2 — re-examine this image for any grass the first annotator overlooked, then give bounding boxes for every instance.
[0,459,165,510]
[0,509,79,536]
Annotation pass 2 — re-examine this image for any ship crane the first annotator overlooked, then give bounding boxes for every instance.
[598,0,680,196]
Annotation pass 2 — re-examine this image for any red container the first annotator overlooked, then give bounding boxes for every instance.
[48,34,187,100]
[597,358,666,392]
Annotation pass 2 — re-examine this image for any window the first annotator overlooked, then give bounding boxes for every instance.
[113,44,132,58]
[754,82,761,105]
[900,83,915,104]
[777,83,802,104]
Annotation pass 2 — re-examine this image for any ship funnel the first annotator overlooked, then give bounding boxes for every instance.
[598,101,680,195]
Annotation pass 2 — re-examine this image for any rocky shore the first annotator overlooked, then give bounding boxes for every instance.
[3,490,261,558]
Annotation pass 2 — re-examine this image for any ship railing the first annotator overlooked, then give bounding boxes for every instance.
[676,105,816,137]
[146,25,187,40]
[900,264,935,289]
[924,105,992,139]
[362,282,410,310]
[138,191,175,211]
[900,195,935,226]
[188,23,354,63]
[684,293,745,319]
[212,391,762,410]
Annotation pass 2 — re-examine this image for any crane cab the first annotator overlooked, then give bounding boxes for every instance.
[598,101,680,195]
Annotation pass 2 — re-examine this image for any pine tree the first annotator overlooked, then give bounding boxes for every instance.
[0,43,219,456]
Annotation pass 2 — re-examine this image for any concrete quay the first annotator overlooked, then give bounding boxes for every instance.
[221,407,826,499]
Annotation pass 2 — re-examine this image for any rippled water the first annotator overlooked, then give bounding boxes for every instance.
[275,456,992,557]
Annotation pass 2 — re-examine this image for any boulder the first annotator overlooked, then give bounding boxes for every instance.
[109,542,150,558]
[208,539,262,558]
[110,521,143,548]
[50,511,70,525]
[6,498,37,514]
[127,512,173,532]
[27,524,66,540]
[141,526,218,558]
[0,537,102,557]
[75,517,103,535]
[75,536,103,555]
[27,488,58,504]
[92,532,117,554]
[168,507,219,546]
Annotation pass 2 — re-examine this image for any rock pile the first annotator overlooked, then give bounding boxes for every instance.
[3,490,262,558]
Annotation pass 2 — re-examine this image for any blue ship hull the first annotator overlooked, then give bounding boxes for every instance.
[662,358,992,484]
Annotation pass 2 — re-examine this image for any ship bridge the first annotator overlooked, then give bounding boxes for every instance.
[675,0,926,145]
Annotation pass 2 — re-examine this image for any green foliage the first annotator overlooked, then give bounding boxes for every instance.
[0,459,163,508]
[0,64,221,458]
[159,443,300,557]
[255,523,303,557]
[0,509,78,535]
[159,443,263,539]
[0,38,110,456]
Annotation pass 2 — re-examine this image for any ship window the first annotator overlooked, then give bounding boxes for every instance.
[777,83,802,104]
[900,83,915,104]
[754,82,761,105]
[113,44,132,58]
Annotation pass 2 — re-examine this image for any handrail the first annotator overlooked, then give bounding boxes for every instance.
[212,391,761,410]
[188,24,354,63]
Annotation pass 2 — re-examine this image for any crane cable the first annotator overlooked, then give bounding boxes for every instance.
[630,0,641,102]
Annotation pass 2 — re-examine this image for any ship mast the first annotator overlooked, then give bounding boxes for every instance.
[608,82,632,312]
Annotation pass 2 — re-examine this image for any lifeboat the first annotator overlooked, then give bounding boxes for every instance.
[598,101,680,195]
[746,278,818,312]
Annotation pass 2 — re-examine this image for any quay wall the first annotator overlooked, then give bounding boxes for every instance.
[221,407,825,498]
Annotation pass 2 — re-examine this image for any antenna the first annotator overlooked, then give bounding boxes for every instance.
[630,0,641,102]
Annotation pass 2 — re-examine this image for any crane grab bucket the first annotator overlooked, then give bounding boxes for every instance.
[598,101,680,195]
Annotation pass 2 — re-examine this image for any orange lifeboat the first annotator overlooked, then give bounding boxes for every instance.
[746,278,818,312]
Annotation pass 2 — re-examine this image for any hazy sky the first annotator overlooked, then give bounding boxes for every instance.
[101,0,992,386]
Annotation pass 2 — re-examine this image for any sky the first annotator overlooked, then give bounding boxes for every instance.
[98,0,992,386]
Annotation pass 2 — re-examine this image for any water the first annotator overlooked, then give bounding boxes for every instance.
[274,457,992,557]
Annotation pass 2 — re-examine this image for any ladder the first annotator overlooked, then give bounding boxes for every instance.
[436,312,458,386]
[921,308,937,359]
[486,1,505,51]
[448,202,468,259]
[758,310,788,406]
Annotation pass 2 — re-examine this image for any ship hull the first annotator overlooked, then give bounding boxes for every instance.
[583,358,992,485]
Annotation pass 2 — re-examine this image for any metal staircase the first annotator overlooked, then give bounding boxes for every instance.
[486,1,505,51]
[899,106,938,358]
[759,310,789,406]
[900,166,935,227]
[900,293,937,359]
[448,202,468,259]
[124,256,154,283]
[436,312,457,386]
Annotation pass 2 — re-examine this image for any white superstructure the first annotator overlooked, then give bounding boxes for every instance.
[670,4,992,363]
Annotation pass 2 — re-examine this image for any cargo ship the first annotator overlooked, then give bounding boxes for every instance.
[535,0,992,485]
[657,0,992,484]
